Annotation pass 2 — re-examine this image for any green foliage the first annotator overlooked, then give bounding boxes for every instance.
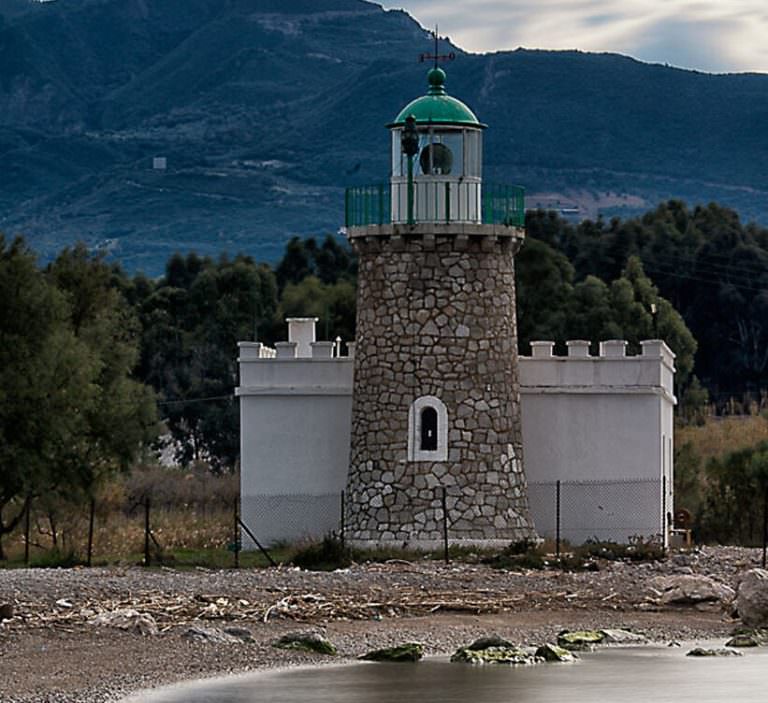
[0,237,155,559]
[576,538,665,563]
[278,276,356,344]
[517,234,697,383]
[699,441,768,544]
[47,245,158,489]
[679,376,710,425]
[290,534,352,571]
[30,548,86,569]
[137,252,277,471]
[276,235,356,291]
[526,202,768,398]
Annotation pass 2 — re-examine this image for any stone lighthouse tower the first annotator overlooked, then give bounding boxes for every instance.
[344,66,536,547]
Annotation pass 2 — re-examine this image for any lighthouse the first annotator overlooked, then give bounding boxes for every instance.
[343,66,537,547]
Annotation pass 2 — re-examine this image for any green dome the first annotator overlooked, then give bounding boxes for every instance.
[389,68,484,128]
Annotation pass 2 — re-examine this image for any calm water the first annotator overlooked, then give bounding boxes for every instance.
[127,644,768,703]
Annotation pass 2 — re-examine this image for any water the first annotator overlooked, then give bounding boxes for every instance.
[128,644,768,703]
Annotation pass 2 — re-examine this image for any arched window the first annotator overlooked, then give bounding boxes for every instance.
[420,407,438,451]
[408,396,448,461]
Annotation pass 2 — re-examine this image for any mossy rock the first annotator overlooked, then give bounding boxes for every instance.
[687,647,743,657]
[727,627,768,647]
[726,634,760,647]
[557,630,606,651]
[599,629,647,644]
[535,643,577,662]
[451,645,534,665]
[360,642,423,662]
[273,632,337,655]
[466,636,515,651]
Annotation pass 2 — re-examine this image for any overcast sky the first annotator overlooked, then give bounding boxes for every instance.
[379,0,768,74]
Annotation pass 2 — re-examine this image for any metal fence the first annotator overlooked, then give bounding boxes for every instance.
[242,479,664,551]
[527,479,664,547]
[344,181,525,228]
[8,479,664,567]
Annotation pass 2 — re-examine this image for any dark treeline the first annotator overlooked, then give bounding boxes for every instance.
[526,200,768,403]
[4,199,768,496]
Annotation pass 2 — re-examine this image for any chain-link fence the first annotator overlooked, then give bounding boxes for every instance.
[240,493,344,549]
[242,479,665,551]
[527,478,664,546]
[6,477,666,566]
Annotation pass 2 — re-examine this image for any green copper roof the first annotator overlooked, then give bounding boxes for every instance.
[389,68,484,128]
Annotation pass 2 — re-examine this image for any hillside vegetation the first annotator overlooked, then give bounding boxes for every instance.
[2,0,768,271]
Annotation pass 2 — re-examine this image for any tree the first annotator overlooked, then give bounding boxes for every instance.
[0,238,98,558]
[278,275,356,344]
[515,238,573,349]
[47,245,158,494]
[700,442,768,544]
[138,253,277,470]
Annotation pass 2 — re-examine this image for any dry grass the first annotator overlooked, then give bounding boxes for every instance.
[2,465,240,566]
[677,414,768,462]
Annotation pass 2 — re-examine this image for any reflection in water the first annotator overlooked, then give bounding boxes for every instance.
[128,645,768,703]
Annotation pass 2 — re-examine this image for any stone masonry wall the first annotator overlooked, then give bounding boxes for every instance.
[345,231,537,545]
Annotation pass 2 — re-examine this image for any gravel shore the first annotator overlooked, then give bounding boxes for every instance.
[0,546,758,703]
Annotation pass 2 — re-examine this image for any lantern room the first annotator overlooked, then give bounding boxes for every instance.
[387,67,485,224]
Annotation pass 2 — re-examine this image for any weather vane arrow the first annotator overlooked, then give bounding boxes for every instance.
[419,25,455,68]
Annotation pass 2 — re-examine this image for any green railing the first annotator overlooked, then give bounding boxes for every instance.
[344,181,525,228]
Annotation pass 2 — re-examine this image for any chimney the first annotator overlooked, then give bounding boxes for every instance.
[286,317,318,359]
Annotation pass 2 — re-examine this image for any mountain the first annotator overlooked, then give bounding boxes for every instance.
[2,0,768,274]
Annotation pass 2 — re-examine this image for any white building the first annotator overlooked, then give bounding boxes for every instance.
[237,318,675,547]
[237,64,676,551]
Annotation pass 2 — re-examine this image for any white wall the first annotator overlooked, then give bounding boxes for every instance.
[237,337,675,547]
[237,349,353,546]
[519,339,676,545]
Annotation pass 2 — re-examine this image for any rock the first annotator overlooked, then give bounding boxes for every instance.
[0,604,14,621]
[89,609,158,636]
[361,642,423,662]
[599,629,648,644]
[223,626,255,643]
[183,626,245,645]
[648,575,735,607]
[686,647,743,657]
[273,632,337,656]
[466,636,515,650]
[735,569,768,627]
[451,645,534,665]
[535,644,577,662]
[725,634,760,647]
[557,630,606,651]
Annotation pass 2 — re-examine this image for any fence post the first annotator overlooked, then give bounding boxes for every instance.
[555,480,561,560]
[238,518,278,567]
[144,496,151,568]
[340,491,346,550]
[87,497,95,567]
[662,475,667,551]
[233,496,240,569]
[24,496,31,567]
[762,485,768,569]
[441,486,449,565]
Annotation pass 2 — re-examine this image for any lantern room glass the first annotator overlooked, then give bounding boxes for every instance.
[391,128,481,178]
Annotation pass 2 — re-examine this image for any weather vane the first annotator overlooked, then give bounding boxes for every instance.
[419,25,455,68]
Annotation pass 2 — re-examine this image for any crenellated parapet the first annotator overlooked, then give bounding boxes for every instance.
[521,339,676,402]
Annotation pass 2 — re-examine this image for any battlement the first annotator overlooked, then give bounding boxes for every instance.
[236,317,353,396]
[520,339,676,402]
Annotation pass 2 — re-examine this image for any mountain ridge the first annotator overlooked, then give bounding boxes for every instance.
[2,0,768,273]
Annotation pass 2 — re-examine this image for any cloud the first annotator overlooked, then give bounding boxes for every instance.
[380,0,768,73]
